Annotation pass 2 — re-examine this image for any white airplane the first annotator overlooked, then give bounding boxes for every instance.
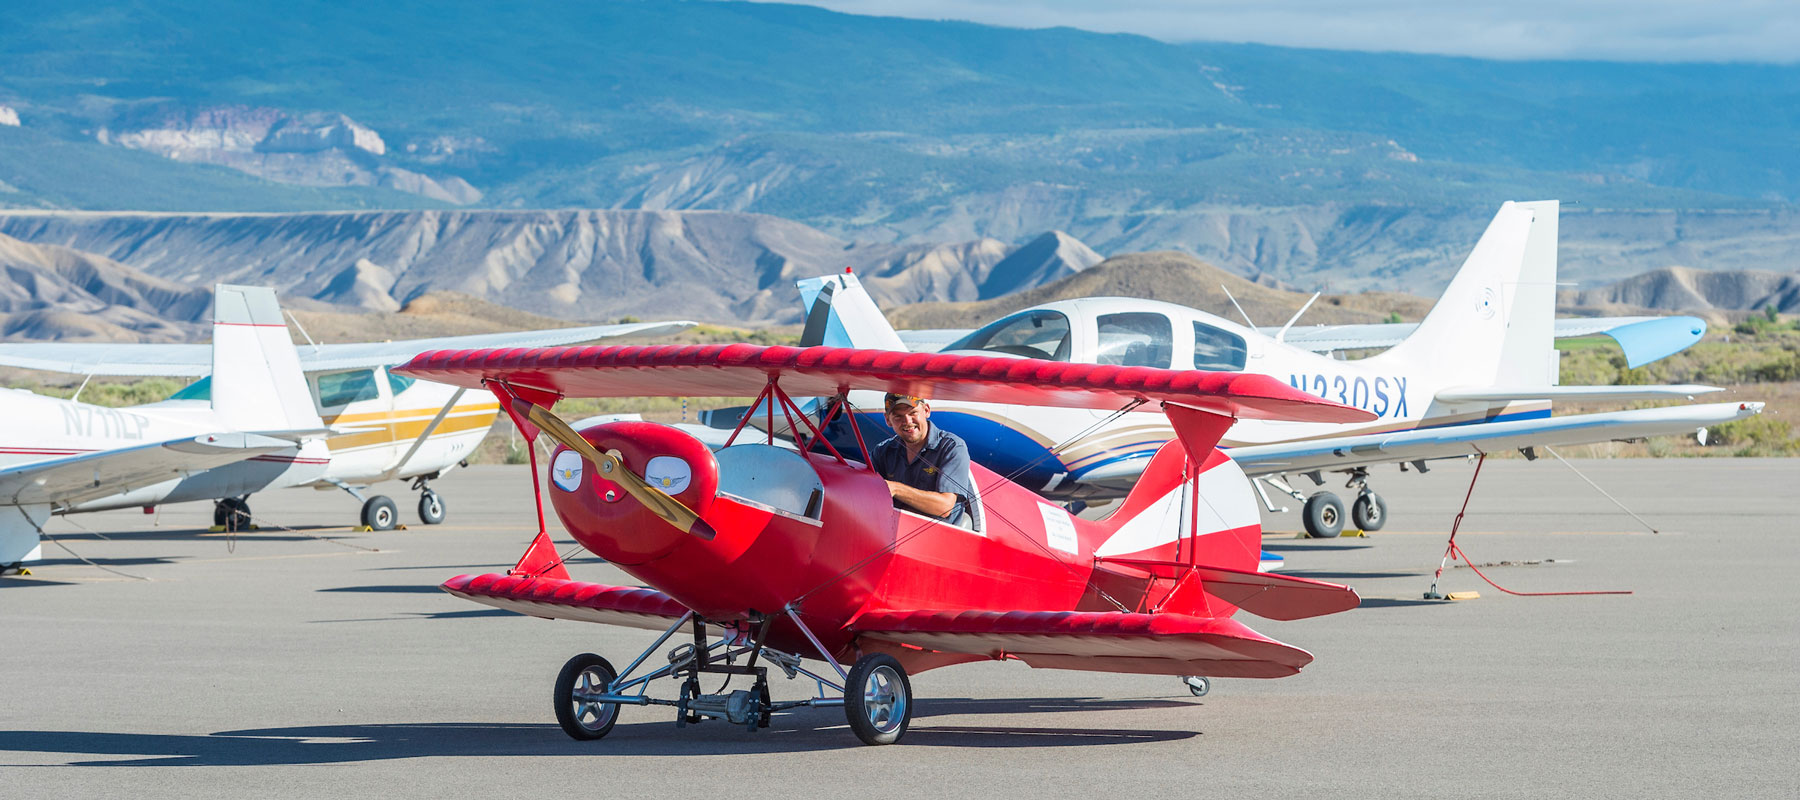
[0,286,692,571]
[784,200,1764,537]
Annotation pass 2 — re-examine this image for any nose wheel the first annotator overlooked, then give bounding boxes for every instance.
[417,490,445,525]
[1352,491,1387,531]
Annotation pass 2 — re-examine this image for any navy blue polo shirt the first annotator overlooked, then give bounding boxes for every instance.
[873,422,973,525]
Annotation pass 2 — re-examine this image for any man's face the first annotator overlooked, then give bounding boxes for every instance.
[886,402,930,445]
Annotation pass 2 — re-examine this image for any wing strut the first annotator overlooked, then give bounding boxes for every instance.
[377,387,467,482]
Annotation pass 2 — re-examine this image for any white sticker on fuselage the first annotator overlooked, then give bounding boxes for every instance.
[1038,503,1080,555]
[551,449,583,492]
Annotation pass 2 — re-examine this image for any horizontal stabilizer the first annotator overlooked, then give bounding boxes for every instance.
[0,432,294,507]
[852,608,1314,678]
[1435,384,1721,403]
[440,573,690,630]
[1093,560,1360,621]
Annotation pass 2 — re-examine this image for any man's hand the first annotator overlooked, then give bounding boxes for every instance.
[887,480,957,519]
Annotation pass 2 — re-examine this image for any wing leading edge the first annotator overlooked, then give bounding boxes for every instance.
[0,432,296,507]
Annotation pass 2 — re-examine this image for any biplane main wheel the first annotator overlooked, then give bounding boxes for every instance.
[1303,492,1345,538]
[554,653,620,741]
[1183,676,1211,697]
[360,495,398,531]
[417,491,446,525]
[844,654,912,745]
[1352,492,1387,531]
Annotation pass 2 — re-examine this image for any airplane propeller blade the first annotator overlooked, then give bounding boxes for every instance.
[519,402,716,541]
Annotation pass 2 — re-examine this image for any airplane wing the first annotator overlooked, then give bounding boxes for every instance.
[0,320,697,377]
[1227,401,1764,476]
[1268,315,1707,368]
[440,573,691,630]
[397,343,1375,423]
[0,432,297,507]
[850,609,1315,678]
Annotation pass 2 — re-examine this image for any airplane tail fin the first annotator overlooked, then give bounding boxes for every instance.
[796,273,909,351]
[209,285,325,433]
[1361,200,1559,388]
[1090,440,1263,574]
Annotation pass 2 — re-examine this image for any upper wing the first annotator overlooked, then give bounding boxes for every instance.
[396,343,1374,423]
[0,321,696,377]
[851,609,1316,678]
[441,573,690,630]
[0,433,296,506]
[1228,401,1764,476]
[1271,315,1706,368]
[293,320,696,372]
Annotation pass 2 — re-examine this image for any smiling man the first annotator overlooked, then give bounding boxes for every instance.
[874,393,973,526]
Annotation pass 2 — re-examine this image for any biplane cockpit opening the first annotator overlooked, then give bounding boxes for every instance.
[715,444,825,521]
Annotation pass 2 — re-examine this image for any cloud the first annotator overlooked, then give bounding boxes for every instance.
[764,0,1800,62]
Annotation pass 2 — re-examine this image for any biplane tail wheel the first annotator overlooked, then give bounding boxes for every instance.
[554,653,620,741]
[1183,675,1211,697]
[844,654,912,745]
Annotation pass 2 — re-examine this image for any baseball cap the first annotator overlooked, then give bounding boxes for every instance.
[884,393,925,411]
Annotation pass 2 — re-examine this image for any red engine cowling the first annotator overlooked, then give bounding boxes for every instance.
[547,421,720,565]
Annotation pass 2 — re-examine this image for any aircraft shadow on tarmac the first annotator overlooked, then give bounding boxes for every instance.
[46,528,354,544]
[1355,597,1460,609]
[1,701,1199,764]
[1260,543,1375,553]
[1280,569,1429,580]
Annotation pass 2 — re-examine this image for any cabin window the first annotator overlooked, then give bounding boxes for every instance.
[944,310,1072,361]
[1095,312,1173,368]
[386,370,417,397]
[315,369,381,408]
[715,444,826,521]
[1193,323,1248,371]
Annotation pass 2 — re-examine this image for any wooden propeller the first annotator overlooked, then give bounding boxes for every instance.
[519,402,716,541]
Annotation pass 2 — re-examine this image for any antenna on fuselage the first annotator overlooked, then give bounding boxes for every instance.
[1220,284,1257,328]
[1274,291,1321,344]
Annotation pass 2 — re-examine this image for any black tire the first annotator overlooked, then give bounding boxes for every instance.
[1352,492,1387,531]
[844,653,912,745]
[553,653,620,741]
[215,497,251,532]
[360,495,398,531]
[417,491,446,525]
[1183,676,1211,697]
[1303,492,1345,538]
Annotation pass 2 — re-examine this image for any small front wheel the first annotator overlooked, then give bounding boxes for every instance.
[554,653,620,741]
[1183,675,1211,697]
[1352,492,1387,531]
[844,654,913,745]
[417,491,446,525]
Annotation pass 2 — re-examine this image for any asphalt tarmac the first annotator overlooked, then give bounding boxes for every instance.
[3,458,1796,799]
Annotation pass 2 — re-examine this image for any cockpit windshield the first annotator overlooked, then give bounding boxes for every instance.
[944,310,1072,361]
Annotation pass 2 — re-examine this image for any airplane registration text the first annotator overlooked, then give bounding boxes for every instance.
[1289,374,1409,418]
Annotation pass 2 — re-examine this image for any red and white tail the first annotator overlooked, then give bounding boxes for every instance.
[1089,439,1263,573]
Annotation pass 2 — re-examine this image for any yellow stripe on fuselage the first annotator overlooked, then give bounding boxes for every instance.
[319,403,501,452]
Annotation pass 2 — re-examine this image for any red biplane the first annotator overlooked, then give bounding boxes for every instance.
[396,343,1373,745]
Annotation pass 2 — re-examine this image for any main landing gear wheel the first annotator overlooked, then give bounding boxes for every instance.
[360,495,398,531]
[1352,491,1387,531]
[213,497,251,532]
[417,490,445,525]
[1303,492,1345,538]
[1183,676,1211,697]
[554,653,620,741]
[845,653,913,745]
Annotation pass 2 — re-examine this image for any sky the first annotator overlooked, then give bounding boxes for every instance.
[759,1,1800,62]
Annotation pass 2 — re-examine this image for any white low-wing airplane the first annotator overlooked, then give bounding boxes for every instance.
[786,200,1764,537]
[0,286,693,571]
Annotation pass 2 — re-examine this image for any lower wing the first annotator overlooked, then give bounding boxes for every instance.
[440,573,689,631]
[851,609,1315,678]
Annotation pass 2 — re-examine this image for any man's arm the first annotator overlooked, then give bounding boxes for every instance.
[887,480,958,518]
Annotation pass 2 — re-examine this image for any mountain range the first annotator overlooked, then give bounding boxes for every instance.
[1,0,1797,293]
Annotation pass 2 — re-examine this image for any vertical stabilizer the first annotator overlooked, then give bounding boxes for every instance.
[210,285,325,432]
[1362,201,1557,388]
[796,273,908,351]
